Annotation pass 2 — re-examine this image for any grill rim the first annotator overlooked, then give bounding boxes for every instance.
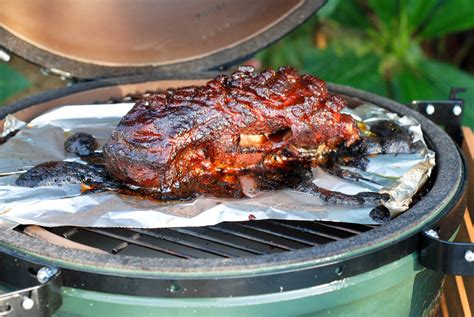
[0,74,465,280]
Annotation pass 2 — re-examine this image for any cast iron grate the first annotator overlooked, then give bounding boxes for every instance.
[43,221,375,259]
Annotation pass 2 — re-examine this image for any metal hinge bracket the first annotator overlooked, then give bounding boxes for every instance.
[409,88,466,144]
[0,252,62,317]
[420,229,474,276]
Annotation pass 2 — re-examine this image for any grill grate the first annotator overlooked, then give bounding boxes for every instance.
[44,220,375,259]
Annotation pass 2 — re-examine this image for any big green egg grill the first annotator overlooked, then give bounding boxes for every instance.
[0,1,471,316]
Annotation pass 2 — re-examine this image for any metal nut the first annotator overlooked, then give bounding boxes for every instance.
[452,105,462,116]
[21,296,34,310]
[36,267,58,284]
[425,229,439,239]
[465,250,474,263]
[425,104,435,115]
[0,49,10,62]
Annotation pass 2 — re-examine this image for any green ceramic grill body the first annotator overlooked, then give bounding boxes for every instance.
[55,253,443,317]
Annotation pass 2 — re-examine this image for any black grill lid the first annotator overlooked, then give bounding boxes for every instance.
[0,0,324,79]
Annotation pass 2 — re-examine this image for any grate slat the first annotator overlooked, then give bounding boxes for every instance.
[170,228,265,255]
[235,222,319,246]
[130,229,235,258]
[267,221,347,241]
[83,228,193,259]
[111,232,141,254]
[311,222,373,235]
[208,225,293,251]
[62,228,79,239]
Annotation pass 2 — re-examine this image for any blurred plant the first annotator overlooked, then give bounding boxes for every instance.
[257,0,474,126]
[0,63,30,103]
[0,57,65,105]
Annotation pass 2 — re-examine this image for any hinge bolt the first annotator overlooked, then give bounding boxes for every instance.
[465,250,474,263]
[36,267,58,284]
[452,105,462,116]
[425,229,439,239]
[21,296,34,310]
[426,104,435,115]
[0,49,10,62]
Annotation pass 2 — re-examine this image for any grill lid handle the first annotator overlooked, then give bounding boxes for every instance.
[420,229,474,276]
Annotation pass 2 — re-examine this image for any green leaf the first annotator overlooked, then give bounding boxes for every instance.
[329,0,371,30]
[391,59,474,127]
[257,13,319,69]
[301,46,387,96]
[317,0,341,19]
[419,59,474,127]
[0,63,31,104]
[367,0,398,29]
[367,0,440,34]
[391,66,443,103]
[404,0,438,34]
[419,0,474,38]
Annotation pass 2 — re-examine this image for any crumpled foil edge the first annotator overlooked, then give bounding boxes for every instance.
[380,153,435,215]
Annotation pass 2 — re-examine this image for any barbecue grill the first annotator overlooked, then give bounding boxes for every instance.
[0,1,472,316]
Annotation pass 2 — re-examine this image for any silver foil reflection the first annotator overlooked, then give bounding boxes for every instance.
[0,103,435,227]
[1,114,26,137]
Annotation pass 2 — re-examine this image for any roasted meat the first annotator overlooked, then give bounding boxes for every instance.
[103,66,360,198]
[65,132,98,157]
[15,161,119,189]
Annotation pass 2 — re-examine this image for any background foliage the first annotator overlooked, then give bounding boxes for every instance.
[257,0,474,126]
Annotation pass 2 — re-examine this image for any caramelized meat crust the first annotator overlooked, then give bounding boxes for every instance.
[103,66,359,198]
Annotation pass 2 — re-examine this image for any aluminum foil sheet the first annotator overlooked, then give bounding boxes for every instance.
[1,114,27,137]
[0,103,435,227]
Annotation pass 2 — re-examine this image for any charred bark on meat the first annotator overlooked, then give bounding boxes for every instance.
[296,181,389,206]
[15,161,119,189]
[103,66,360,198]
[14,68,413,207]
[365,120,416,154]
[65,132,98,157]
